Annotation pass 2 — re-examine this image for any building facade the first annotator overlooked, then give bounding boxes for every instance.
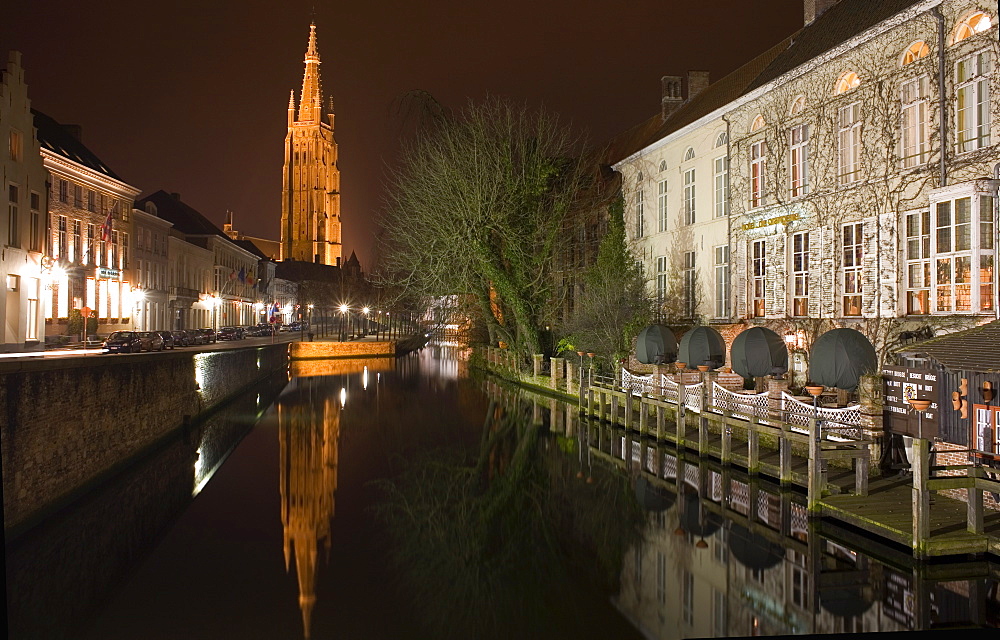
[616,0,1000,375]
[280,22,342,266]
[1,51,47,351]
[130,205,171,330]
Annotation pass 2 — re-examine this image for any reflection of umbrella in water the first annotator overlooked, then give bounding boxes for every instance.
[678,485,722,537]
[728,523,784,571]
[635,476,676,512]
[819,583,875,618]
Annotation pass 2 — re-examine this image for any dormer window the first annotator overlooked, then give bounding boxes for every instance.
[835,71,860,94]
[952,12,992,44]
[901,41,930,65]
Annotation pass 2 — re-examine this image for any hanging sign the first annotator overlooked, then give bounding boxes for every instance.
[882,365,939,438]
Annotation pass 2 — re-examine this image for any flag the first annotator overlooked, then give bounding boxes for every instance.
[229,270,237,280]
[100,207,113,241]
[238,267,246,283]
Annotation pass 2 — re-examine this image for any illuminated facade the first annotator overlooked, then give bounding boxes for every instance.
[130,205,171,330]
[281,22,342,266]
[278,377,341,639]
[34,110,139,339]
[1,51,47,351]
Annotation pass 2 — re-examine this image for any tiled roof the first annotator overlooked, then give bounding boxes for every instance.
[748,0,924,91]
[32,109,122,181]
[233,238,267,259]
[137,190,229,239]
[897,320,1000,372]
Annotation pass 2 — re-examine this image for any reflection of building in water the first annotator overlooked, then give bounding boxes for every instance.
[279,378,341,639]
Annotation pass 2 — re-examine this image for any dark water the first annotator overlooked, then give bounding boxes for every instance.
[6,346,999,638]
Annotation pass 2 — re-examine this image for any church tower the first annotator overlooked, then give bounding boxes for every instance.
[281,22,341,265]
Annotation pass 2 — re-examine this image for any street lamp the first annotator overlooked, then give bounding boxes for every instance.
[339,303,348,341]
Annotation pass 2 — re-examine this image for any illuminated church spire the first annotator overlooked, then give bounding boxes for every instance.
[281,21,342,265]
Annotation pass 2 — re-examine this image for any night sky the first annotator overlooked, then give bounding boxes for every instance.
[2,1,803,266]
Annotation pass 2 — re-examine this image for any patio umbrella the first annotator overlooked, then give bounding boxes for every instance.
[636,324,678,364]
[809,328,877,391]
[677,326,726,370]
[730,327,788,378]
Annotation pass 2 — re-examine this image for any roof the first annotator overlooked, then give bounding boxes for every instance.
[32,109,123,181]
[747,0,924,91]
[233,239,267,260]
[897,320,1000,372]
[137,190,229,239]
[611,0,925,164]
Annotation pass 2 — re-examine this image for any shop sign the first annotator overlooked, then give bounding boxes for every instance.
[741,213,799,231]
[883,365,939,438]
[96,267,120,279]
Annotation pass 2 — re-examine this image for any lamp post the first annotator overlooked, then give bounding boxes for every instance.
[362,306,370,337]
[587,352,596,387]
[339,304,348,341]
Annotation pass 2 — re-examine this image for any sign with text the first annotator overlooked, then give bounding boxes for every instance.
[96,266,120,279]
[883,366,939,438]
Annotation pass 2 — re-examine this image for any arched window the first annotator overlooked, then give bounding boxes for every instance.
[715,132,728,148]
[658,160,667,172]
[683,147,695,162]
[952,11,992,44]
[901,41,930,65]
[789,95,806,115]
[835,71,860,94]
[750,115,765,132]
[636,171,644,183]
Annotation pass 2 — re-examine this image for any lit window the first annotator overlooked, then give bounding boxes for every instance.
[933,195,994,313]
[751,239,766,317]
[749,141,766,208]
[789,124,809,197]
[750,115,765,132]
[905,210,931,314]
[715,245,730,318]
[657,179,668,232]
[842,223,863,316]
[838,102,862,184]
[952,12,992,44]
[901,41,930,65]
[956,51,990,152]
[789,95,806,115]
[791,232,809,316]
[683,147,695,162]
[835,71,860,94]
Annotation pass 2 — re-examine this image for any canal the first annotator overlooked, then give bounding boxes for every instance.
[6,345,999,638]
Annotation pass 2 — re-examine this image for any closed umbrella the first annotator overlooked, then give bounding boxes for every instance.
[730,327,788,378]
[677,326,726,370]
[635,324,678,364]
[809,328,877,391]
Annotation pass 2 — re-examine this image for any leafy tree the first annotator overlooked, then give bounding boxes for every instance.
[379,97,590,361]
[563,196,653,368]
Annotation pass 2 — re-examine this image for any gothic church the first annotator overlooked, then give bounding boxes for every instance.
[281,23,341,266]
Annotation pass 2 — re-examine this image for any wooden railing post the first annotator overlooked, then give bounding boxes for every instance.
[855,446,869,497]
[639,397,649,435]
[779,422,792,486]
[748,416,760,474]
[656,403,664,441]
[808,418,822,515]
[721,410,732,465]
[968,465,984,535]
[611,393,619,427]
[677,401,686,448]
[911,437,930,557]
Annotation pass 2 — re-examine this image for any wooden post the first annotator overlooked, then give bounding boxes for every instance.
[808,418,822,515]
[779,425,792,485]
[639,397,649,435]
[911,437,930,556]
[748,417,760,474]
[677,402,686,448]
[533,353,543,378]
[855,448,869,497]
[566,360,576,395]
[656,403,664,441]
[611,394,619,427]
[550,357,564,390]
[624,392,633,430]
[968,465,984,534]
[721,411,732,465]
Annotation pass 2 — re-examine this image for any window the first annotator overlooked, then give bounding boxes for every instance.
[902,41,930,65]
[792,565,809,608]
[683,147,695,162]
[956,51,990,152]
[656,256,668,305]
[751,239,766,317]
[715,131,728,148]
[57,215,67,259]
[791,232,809,316]
[683,251,696,317]
[750,141,766,208]
[835,71,860,94]
[86,224,95,265]
[658,160,667,172]
[30,191,41,252]
[59,179,68,203]
[635,188,644,238]
[789,124,809,197]
[838,102,862,184]
[73,184,82,208]
[750,115,765,132]
[790,95,806,115]
[26,297,38,340]
[842,223,864,316]
[901,76,930,167]
[112,230,119,268]
[933,196,994,313]
[683,168,696,225]
[87,190,96,212]
[657,179,668,232]
[72,220,81,263]
[9,129,22,161]
[122,232,129,269]
[7,184,19,248]
[714,156,729,217]
[906,211,931,314]
[715,245,730,318]
[952,12,992,44]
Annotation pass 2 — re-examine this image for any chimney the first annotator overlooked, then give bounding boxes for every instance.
[63,124,83,142]
[687,71,710,101]
[661,75,683,122]
[804,0,840,25]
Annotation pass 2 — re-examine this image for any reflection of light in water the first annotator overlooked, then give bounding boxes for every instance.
[363,366,369,390]
[257,393,261,406]
[193,447,219,497]
[340,387,346,408]
[194,353,209,390]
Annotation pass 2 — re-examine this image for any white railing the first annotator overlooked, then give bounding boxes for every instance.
[621,369,656,396]
[781,392,861,440]
[712,382,770,422]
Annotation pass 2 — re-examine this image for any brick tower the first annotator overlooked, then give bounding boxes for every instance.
[281,22,341,265]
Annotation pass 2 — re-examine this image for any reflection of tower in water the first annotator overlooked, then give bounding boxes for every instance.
[279,377,340,639]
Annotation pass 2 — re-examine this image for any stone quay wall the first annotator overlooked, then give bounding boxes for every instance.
[1,343,289,531]
[289,340,396,359]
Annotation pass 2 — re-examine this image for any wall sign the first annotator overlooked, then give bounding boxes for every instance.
[741,213,799,231]
[96,267,120,279]
[883,366,939,438]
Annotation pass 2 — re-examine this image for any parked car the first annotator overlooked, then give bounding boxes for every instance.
[256,323,275,336]
[155,330,176,349]
[103,331,143,354]
[218,326,244,340]
[138,331,165,352]
[197,328,217,343]
[171,330,192,346]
